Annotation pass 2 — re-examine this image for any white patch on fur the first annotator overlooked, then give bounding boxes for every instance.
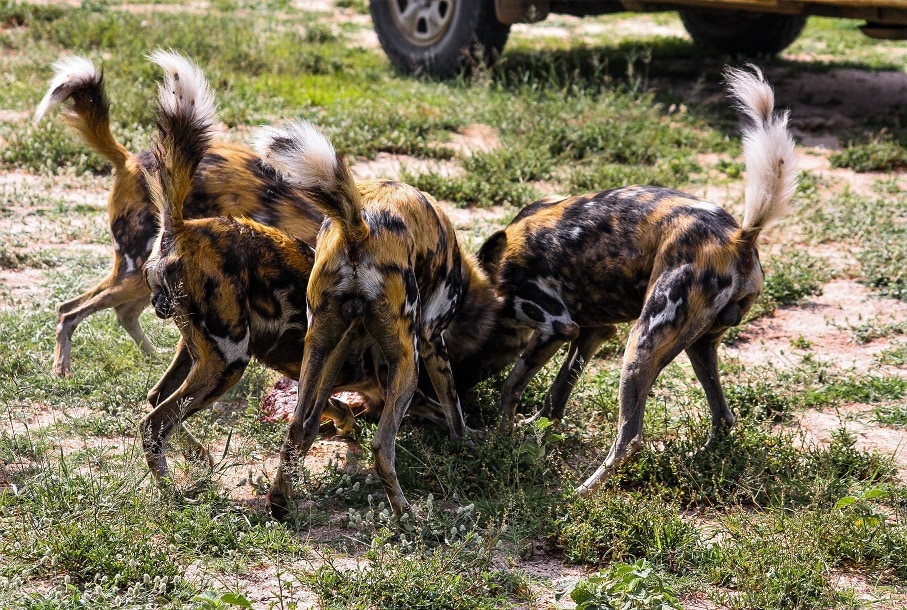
[252,121,338,191]
[686,200,721,213]
[422,288,452,327]
[515,277,573,335]
[649,294,683,331]
[147,49,217,131]
[212,327,250,364]
[329,263,384,302]
[33,55,98,125]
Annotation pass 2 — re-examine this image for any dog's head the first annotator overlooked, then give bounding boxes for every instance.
[143,233,179,319]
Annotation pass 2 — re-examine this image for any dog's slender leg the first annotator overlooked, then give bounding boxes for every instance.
[419,333,469,442]
[499,328,577,433]
[529,325,617,425]
[685,333,735,446]
[144,337,209,465]
[268,313,353,519]
[139,355,247,481]
[114,296,157,356]
[371,354,417,515]
[577,270,712,495]
[54,271,150,376]
[147,338,192,407]
[361,304,419,515]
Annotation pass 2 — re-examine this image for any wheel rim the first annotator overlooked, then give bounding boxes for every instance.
[388,0,455,46]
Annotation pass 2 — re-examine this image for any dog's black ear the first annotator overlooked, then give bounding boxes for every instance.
[476,230,507,279]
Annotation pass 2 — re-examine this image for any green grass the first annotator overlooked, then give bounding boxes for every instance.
[805,185,907,300]
[2,3,907,608]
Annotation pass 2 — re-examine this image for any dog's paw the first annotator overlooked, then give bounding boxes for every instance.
[266,488,293,521]
[53,361,72,378]
[466,426,487,442]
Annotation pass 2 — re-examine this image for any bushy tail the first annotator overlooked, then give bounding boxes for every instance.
[144,50,218,231]
[724,65,798,247]
[33,55,130,169]
[254,120,368,245]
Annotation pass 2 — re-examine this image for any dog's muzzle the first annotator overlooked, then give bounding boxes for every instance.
[151,290,174,319]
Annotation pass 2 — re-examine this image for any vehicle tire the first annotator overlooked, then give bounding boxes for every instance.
[370,0,510,78]
[679,9,807,55]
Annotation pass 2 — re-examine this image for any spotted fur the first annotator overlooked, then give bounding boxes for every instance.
[135,51,328,483]
[255,120,501,518]
[468,65,797,495]
[33,54,323,376]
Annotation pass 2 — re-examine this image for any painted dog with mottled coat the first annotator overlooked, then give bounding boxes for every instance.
[468,66,798,495]
[253,118,500,518]
[33,55,323,377]
[137,51,340,484]
[140,52,501,509]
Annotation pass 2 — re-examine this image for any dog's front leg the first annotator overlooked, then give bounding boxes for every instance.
[114,295,158,356]
[146,337,212,466]
[685,333,735,446]
[147,337,192,407]
[529,325,617,426]
[498,329,575,433]
[139,355,246,481]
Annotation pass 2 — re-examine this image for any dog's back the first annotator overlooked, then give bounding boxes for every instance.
[482,186,747,328]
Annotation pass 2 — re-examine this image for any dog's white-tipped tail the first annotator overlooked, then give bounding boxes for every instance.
[145,50,218,229]
[33,55,130,168]
[725,65,798,245]
[254,120,367,244]
[33,55,98,125]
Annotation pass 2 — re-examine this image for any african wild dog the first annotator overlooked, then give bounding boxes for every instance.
[140,52,501,509]
[468,66,798,494]
[254,119,501,518]
[137,50,336,484]
[33,55,323,377]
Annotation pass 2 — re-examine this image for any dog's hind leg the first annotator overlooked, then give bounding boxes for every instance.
[115,296,157,356]
[370,352,418,515]
[685,333,735,447]
[577,269,711,495]
[528,324,617,426]
[55,270,151,376]
[269,314,355,519]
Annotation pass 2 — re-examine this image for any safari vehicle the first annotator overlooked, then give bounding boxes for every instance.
[370,0,907,77]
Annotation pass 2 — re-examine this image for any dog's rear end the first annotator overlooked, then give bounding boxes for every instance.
[254,121,484,517]
[466,67,797,493]
[35,56,324,376]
